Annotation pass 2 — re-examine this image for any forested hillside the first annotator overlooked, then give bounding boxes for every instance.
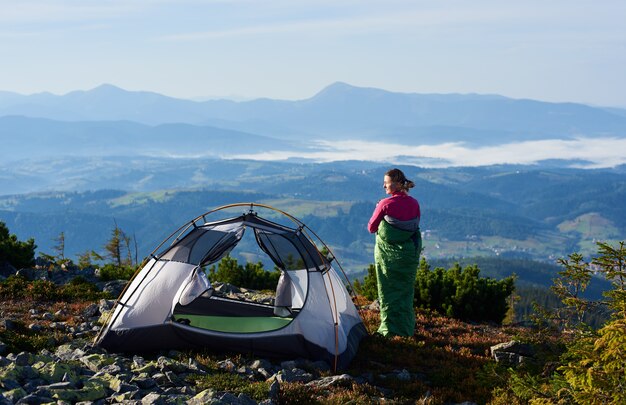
[1,159,625,286]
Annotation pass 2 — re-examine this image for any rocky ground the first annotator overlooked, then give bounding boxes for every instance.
[0,295,430,405]
[1,266,522,404]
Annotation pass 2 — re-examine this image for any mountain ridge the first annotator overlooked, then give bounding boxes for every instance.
[2,82,625,145]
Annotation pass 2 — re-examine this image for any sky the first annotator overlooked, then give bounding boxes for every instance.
[1,0,626,107]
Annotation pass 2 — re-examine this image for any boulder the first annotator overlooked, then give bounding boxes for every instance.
[490,340,535,366]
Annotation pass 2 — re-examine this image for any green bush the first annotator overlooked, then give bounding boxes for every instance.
[98,263,137,281]
[208,255,281,291]
[353,264,378,301]
[0,274,29,299]
[0,274,108,301]
[59,277,110,300]
[493,241,626,404]
[414,261,515,324]
[0,221,36,269]
[354,259,515,324]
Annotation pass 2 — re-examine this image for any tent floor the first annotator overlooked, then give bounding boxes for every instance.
[173,314,293,333]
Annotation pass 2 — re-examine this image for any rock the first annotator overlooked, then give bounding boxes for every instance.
[2,387,27,403]
[80,353,115,372]
[490,340,535,367]
[27,323,42,332]
[82,303,100,318]
[34,362,81,384]
[0,319,17,331]
[131,374,157,389]
[365,299,380,311]
[0,261,17,278]
[249,359,274,372]
[50,381,107,402]
[0,342,7,356]
[214,282,241,294]
[98,280,127,297]
[275,368,314,384]
[306,373,354,388]
[141,392,166,404]
[132,355,146,368]
[99,298,114,312]
[0,392,13,405]
[396,369,411,381]
[188,389,215,404]
[15,393,55,404]
[14,352,32,367]
[218,359,237,373]
[269,380,280,400]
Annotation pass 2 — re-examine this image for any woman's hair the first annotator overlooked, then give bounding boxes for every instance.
[386,168,415,192]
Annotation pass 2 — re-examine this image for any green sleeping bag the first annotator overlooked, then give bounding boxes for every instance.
[375,219,421,337]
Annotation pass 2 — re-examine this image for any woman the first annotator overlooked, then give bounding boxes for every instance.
[367,168,421,337]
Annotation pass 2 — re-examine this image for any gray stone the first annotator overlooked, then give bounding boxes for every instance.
[54,308,68,317]
[36,381,75,390]
[490,340,535,367]
[218,359,237,373]
[396,369,411,381]
[256,367,272,380]
[1,378,22,390]
[15,393,55,404]
[0,392,13,405]
[2,387,27,403]
[27,323,42,332]
[141,392,166,404]
[132,375,157,389]
[306,374,354,388]
[249,359,273,372]
[0,319,17,331]
[133,355,146,368]
[269,380,280,400]
[15,352,31,366]
[99,299,114,312]
[0,341,6,356]
[188,389,215,404]
[82,303,100,318]
[275,368,314,384]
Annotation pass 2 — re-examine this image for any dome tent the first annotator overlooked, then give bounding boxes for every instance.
[95,203,367,370]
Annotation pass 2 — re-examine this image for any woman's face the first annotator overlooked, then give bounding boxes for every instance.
[383,175,398,195]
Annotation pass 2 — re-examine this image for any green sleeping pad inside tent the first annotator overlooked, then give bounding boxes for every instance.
[173,314,293,333]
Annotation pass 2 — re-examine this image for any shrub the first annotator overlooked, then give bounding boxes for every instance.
[208,255,281,291]
[0,221,36,269]
[98,263,137,281]
[414,260,515,324]
[0,274,108,301]
[494,241,626,404]
[352,264,378,301]
[0,274,29,299]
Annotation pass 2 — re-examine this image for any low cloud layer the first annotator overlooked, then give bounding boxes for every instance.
[228,137,626,168]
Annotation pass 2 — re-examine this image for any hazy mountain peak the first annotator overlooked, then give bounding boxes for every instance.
[312,81,389,99]
[89,83,128,93]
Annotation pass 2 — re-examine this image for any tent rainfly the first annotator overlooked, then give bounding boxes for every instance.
[95,203,367,370]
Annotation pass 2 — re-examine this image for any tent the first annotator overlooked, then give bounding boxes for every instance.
[95,203,367,370]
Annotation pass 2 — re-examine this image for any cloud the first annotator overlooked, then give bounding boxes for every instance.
[226,137,626,168]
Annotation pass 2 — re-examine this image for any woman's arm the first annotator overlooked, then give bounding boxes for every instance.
[367,199,387,233]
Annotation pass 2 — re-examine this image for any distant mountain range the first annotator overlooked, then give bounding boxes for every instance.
[2,83,626,159]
